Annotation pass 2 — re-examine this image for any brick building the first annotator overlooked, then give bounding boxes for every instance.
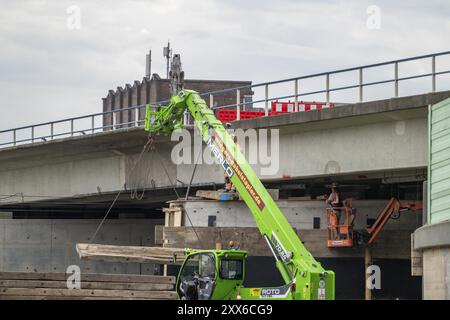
[102,74,253,129]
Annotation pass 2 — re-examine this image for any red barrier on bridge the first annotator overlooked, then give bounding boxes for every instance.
[271,101,335,114]
[216,101,335,122]
[216,110,266,122]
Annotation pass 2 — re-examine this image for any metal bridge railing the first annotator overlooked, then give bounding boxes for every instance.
[1,51,449,149]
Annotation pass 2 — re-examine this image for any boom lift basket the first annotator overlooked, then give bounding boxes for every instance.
[326,207,354,248]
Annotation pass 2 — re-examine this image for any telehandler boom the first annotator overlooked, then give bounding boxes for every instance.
[144,56,334,300]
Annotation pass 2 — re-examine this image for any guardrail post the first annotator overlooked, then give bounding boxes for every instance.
[71,119,74,136]
[91,116,95,134]
[31,126,34,143]
[13,130,16,146]
[236,89,240,120]
[432,56,436,92]
[359,68,363,102]
[264,84,269,116]
[209,94,214,109]
[135,107,140,126]
[50,123,54,140]
[294,79,299,112]
[326,73,330,106]
[394,62,399,97]
[112,112,117,130]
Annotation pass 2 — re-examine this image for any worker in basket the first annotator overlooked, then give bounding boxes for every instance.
[228,240,239,250]
[326,183,343,240]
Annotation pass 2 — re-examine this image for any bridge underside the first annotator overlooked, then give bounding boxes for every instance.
[0,169,424,218]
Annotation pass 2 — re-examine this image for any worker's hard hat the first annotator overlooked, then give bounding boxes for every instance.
[229,240,235,246]
[331,182,338,188]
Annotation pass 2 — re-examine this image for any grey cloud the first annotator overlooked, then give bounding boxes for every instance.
[0,0,449,130]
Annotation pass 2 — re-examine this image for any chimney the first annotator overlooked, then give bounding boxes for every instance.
[145,50,152,80]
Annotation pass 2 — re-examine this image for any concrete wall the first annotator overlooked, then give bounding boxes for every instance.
[414,219,450,299]
[0,218,163,274]
[176,199,421,231]
[422,247,450,299]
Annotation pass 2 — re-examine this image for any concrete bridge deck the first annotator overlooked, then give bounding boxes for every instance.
[0,90,448,212]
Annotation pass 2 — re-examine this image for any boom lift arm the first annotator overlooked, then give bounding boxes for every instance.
[367,197,422,245]
[144,88,334,299]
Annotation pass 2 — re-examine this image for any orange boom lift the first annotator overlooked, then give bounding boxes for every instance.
[327,197,422,248]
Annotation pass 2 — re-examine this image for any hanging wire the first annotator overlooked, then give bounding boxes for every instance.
[89,134,155,243]
[155,149,180,199]
[185,146,203,200]
[130,134,156,200]
[88,132,204,247]
[182,146,205,247]
[89,189,123,244]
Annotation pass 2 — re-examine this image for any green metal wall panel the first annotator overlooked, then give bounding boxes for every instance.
[429,98,450,224]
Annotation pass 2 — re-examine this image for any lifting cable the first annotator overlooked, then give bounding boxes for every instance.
[130,134,156,201]
[181,146,204,247]
[89,133,204,248]
[89,133,155,243]
[130,137,182,201]
[154,149,180,199]
[89,189,123,244]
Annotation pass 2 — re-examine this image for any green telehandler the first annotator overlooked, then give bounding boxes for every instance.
[144,55,334,300]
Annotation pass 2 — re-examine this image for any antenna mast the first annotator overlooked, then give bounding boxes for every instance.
[163,41,172,79]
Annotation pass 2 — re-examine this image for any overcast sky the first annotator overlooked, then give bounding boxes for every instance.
[0,0,449,132]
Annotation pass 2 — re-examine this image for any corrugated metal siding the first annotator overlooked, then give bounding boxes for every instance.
[429,98,450,224]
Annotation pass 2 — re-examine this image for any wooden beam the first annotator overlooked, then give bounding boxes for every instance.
[196,190,239,201]
[0,272,175,284]
[76,243,186,265]
[0,280,173,291]
[0,288,177,300]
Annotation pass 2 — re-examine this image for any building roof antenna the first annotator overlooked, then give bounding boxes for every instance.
[163,41,172,79]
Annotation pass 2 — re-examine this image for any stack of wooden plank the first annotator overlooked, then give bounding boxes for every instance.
[0,272,177,300]
[76,243,186,265]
